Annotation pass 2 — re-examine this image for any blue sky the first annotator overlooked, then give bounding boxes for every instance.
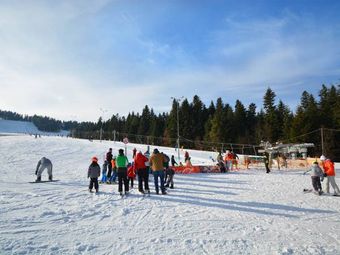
[0,0,339,121]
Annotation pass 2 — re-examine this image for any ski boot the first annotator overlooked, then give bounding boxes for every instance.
[170,184,174,189]
[35,176,41,182]
[49,175,53,181]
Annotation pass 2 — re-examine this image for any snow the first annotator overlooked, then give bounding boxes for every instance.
[1,135,340,255]
[0,119,69,136]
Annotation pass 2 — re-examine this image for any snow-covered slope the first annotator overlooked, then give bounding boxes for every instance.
[0,119,69,136]
[1,135,340,255]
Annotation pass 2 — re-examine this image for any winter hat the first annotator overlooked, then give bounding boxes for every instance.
[153,148,159,154]
[92,156,98,162]
[320,155,326,161]
[118,149,124,155]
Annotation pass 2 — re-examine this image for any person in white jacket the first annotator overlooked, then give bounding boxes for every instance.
[35,157,53,182]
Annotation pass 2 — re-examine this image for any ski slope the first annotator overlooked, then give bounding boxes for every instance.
[1,135,340,255]
[0,119,69,136]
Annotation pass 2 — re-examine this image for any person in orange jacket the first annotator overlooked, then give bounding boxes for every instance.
[320,155,340,195]
[224,150,233,171]
[127,163,136,188]
[108,157,117,183]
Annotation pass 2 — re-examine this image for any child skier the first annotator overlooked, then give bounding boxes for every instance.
[304,161,324,195]
[88,156,100,193]
[108,157,117,184]
[100,160,107,184]
[165,167,175,189]
[127,163,136,188]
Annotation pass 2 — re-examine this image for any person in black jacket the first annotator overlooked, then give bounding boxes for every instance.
[171,155,178,167]
[263,152,270,173]
[106,148,113,179]
[88,157,101,193]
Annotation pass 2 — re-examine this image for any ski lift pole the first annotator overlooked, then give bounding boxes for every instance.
[321,127,324,155]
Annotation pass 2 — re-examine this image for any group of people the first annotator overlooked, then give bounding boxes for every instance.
[87,148,176,195]
[304,155,340,196]
[216,150,239,173]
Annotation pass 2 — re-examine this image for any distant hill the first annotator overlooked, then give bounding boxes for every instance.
[0,119,69,136]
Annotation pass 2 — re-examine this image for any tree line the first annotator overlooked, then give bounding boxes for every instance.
[1,84,339,160]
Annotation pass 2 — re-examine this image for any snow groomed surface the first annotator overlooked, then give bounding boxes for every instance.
[1,135,340,254]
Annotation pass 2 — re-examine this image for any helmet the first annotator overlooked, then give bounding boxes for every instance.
[92,156,98,162]
[320,155,326,161]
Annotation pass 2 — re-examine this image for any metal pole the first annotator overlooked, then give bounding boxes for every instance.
[99,108,107,143]
[113,130,116,142]
[321,127,324,155]
[177,99,180,162]
[100,122,103,142]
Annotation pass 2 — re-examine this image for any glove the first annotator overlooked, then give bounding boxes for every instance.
[323,173,327,177]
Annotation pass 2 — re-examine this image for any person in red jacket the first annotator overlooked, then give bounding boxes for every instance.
[134,151,150,194]
[320,155,340,195]
[127,163,136,188]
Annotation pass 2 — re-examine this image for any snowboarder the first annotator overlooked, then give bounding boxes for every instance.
[320,155,340,196]
[303,161,324,195]
[127,163,136,188]
[134,151,150,194]
[149,148,168,195]
[116,149,129,196]
[88,156,100,193]
[35,157,53,182]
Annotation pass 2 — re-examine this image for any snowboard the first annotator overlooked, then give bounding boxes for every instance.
[29,180,60,183]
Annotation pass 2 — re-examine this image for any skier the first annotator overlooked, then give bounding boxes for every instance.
[217,161,226,173]
[100,160,107,183]
[127,163,136,189]
[35,157,53,182]
[88,156,100,193]
[184,151,190,162]
[224,150,233,171]
[171,155,178,167]
[132,148,137,159]
[108,156,117,184]
[162,153,170,183]
[320,155,340,196]
[216,152,223,163]
[106,148,113,179]
[134,151,150,194]
[304,161,324,195]
[116,149,129,196]
[165,166,175,189]
[231,151,239,170]
[263,152,270,173]
[149,148,168,195]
